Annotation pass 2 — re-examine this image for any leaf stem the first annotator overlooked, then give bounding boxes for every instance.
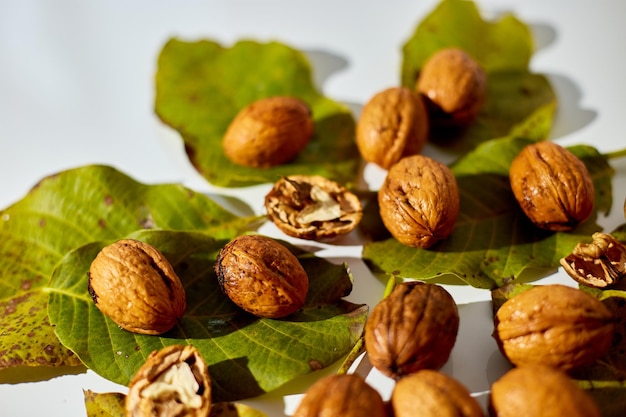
[603,147,626,160]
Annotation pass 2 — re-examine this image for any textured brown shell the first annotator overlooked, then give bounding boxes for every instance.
[493,284,615,370]
[509,141,595,231]
[356,86,429,169]
[214,235,309,318]
[292,373,388,417]
[126,344,211,417]
[391,370,483,417]
[88,239,187,335]
[264,175,363,241]
[222,96,314,167]
[417,48,486,126]
[378,154,460,248]
[364,281,459,379]
[489,365,601,417]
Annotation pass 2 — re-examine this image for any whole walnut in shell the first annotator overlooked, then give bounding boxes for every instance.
[214,235,309,318]
[356,86,429,169]
[489,365,601,417]
[509,141,595,231]
[88,239,187,335]
[493,284,615,371]
[378,154,460,248]
[292,373,388,417]
[391,370,483,417]
[126,344,211,417]
[222,96,313,167]
[364,281,459,379]
[417,48,486,127]
[264,175,363,241]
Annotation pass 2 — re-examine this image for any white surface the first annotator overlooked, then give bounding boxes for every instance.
[1,1,626,416]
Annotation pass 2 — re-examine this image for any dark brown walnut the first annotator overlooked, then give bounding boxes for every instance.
[560,232,626,288]
[356,86,429,169]
[493,284,615,371]
[222,96,314,168]
[364,281,459,379]
[126,344,211,417]
[264,175,363,240]
[214,235,309,318]
[378,154,460,249]
[417,48,486,127]
[391,370,483,417]
[509,141,595,231]
[292,373,388,417]
[88,239,186,335]
[489,364,601,417]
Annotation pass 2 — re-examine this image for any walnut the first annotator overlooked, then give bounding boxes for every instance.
[88,239,186,335]
[493,284,615,371]
[489,364,601,417]
[356,87,429,169]
[222,96,314,167]
[292,373,388,417]
[364,281,459,379]
[214,235,309,318]
[560,232,626,288]
[264,175,363,241]
[416,48,486,127]
[126,344,211,417]
[509,141,595,231]
[378,154,460,248]
[391,370,483,417]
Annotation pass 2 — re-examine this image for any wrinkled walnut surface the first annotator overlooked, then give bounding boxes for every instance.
[222,96,314,168]
[364,281,459,379]
[489,364,601,417]
[88,239,187,335]
[214,235,309,318]
[378,154,460,248]
[391,370,483,417]
[493,284,615,370]
[265,175,363,241]
[126,344,211,417]
[509,141,595,231]
[292,373,388,417]
[356,86,429,169]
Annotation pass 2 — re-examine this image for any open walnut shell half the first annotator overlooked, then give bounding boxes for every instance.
[560,232,626,288]
[264,175,363,241]
[125,345,211,417]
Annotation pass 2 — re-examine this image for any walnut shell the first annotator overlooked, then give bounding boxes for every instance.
[509,141,595,231]
[489,365,601,417]
[214,235,309,318]
[378,154,460,248]
[222,96,314,167]
[88,239,186,335]
[417,48,486,127]
[391,370,483,417]
[356,86,429,169]
[264,175,363,241]
[493,284,615,371]
[126,344,211,417]
[292,373,388,417]
[364,281,459,379]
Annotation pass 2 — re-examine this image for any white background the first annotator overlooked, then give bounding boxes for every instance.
[1,1,625,415]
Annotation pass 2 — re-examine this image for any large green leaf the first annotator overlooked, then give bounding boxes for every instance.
[401,0,556,153]
[155,38,359,188]
[361,139,615,289]
[0,165,259,370]
[48,230,367,402]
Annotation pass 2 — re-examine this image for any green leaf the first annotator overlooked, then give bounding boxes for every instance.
[48,230,367,402]
[0,165,258,370]
[362,139,615,289]
[401,0,556,153]
[155,38,359,188]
